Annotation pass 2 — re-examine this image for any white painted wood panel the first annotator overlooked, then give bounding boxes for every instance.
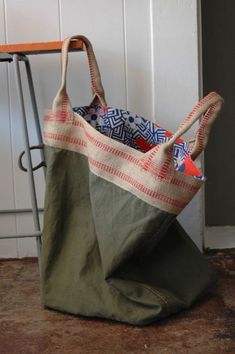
[152,0,200,132]
[59,0,126,109]
[123,0,153,118]
[0,0,17,258]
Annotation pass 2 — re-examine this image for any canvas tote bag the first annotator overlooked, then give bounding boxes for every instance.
[41,35,223,325]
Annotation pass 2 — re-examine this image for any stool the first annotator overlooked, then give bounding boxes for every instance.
[0,40,83,267]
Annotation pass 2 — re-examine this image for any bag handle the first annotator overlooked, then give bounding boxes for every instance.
[53,35,107,112]
[164,92,224,160]
[143,92,224,178]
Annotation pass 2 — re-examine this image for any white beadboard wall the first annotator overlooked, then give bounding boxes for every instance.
[0,0,202,258]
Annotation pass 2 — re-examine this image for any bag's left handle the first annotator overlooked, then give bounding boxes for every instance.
[18,144,46,172]
[53,35,107,114]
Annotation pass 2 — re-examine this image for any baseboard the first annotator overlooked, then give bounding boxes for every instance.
[204,226,235,249]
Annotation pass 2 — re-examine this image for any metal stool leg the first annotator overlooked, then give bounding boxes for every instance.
[24,57,46,178]
[13,54,42,268]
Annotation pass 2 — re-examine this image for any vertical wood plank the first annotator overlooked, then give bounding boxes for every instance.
[59,0,126,109]
[4,0,61,257]
[152,0,200,133]
[151,0,202,248]
[123,0,153,118]
[0,0,17,258]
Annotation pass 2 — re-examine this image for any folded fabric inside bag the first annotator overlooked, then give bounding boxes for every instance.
[73,104,203,179]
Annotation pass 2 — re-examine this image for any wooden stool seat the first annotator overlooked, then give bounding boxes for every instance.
[0,40,84,55]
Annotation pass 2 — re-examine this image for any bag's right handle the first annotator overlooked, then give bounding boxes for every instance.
[164,92,224,160]
[144,92,224,179]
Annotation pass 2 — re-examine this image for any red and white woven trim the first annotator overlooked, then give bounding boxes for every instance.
[44,110,203,215]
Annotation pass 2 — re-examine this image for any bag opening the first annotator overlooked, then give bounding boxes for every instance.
[73,104,204,180]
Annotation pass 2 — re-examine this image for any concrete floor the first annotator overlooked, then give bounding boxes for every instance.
[0,250,234,354]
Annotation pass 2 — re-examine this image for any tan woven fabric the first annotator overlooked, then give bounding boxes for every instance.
[44,35,224,215]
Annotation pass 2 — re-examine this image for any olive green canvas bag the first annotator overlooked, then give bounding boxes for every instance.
[41,35,223,325]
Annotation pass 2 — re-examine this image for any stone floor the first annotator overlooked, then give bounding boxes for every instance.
[0,250,234,354]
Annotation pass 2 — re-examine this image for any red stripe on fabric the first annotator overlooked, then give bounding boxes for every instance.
[85,131,141,166]
[45,115,199,192]
[44,132,87,148]
[45,111,73,122]
[158,149,172,177]
[61,95,69,120]
[180,92,218,127]
[44,132,185,209]
[88,157,186,209]
[171,178,197,192]
[197,104,216,149]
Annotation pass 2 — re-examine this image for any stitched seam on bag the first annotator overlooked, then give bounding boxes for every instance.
[88,156,186,209]
[44,133,186,210]
[44,132,197,212]
[85,132,198,192]
[44,127,199,193]
[139,284,169,313]
[45,132,87,148]
[44,111,200,191]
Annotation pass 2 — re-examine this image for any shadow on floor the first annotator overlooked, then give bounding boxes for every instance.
[0,250,234,354]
